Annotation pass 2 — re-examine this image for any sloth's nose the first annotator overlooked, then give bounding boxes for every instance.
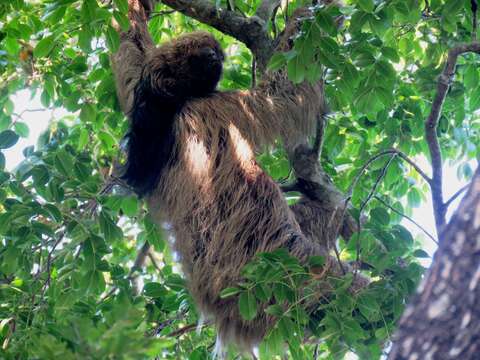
[201,48,218,60]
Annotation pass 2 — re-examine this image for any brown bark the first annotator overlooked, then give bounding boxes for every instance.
[388,166,480,359]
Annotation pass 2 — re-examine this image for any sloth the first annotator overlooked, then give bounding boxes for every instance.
[112,1,361,351]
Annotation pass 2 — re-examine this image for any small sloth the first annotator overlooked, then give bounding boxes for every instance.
[112,1,358,351]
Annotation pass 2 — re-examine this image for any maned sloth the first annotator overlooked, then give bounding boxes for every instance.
[112,0,359,352]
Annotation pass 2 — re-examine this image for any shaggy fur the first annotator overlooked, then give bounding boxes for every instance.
[113,4,358,351]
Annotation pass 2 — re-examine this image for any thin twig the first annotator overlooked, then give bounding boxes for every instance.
[394,149,432,184]
[148,252,162,271]
[150,9,176,18]
[444,184,470,208]
[167,321,212,337]
[346,150,399,198]
[40,230,66,298]
[333,243,346,274]
[359,155,397,213]
[374,196,438,245]
[355,154,397,268]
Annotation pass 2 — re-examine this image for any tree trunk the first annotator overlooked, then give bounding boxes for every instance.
[388,166,480,359]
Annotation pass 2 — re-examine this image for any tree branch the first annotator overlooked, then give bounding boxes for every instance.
[444,184,469,209]
[131,242,151,295]
[255,0,282,23]
[393,149,432,184]
[424,42,480,234]
[374,196,438,245]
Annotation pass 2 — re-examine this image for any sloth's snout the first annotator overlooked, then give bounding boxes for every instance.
[200,47,218,61]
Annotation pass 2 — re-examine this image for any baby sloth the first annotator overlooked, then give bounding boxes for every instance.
[113,4,356,352]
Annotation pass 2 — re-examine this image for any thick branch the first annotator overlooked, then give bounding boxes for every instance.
[255,0,282,22]
[388,166,480,359]
[425,42,480,234]
[131,242,151,295]
[160,0,274,69]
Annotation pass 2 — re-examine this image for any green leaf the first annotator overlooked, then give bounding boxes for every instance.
[113,11,129,31]
[99,210,123,242]
[413,249,430,258]
[34,36,55,58]
[84,270,106,294]
[443,0,464,16]
[165,274,186,291]
[3,99,13,116]
[44,203,63,222]
[287,56,305,84]
[238,291,257,320]
[357,0,374,13]
[105,25,120,52]
[354,87,383,114]
[381,47,400,63]
[79,103,96,123]
[265,304,284,317]
[357,293,380,319]
[407,188,421,207]
[73,161,90,181]
[14,122,29,138]
[370,207,390,226]
[470,87,480,111]
[267,53,287,71]
[254,283,272,302]
[32,165,50,186]
[316,11,337,36]
[54,149,74,176]
[144,282,165,298]
[278,317,295,339]
[464,65,479,90]
[114,0,128,13]
[0,130,19,149]
[144,217,165,251]
[220,287,241,298]
[78,128,89,150]
[353,52,375,67]
[81,0,98,21]
[308,255,325,268]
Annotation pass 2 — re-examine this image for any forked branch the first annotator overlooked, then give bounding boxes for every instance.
[424,42,480,234]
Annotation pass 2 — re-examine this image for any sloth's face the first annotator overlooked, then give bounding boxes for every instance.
[187,45,224,94]
[174,32,225,96]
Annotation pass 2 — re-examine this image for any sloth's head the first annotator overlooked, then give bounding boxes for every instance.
[147,31,225,100]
